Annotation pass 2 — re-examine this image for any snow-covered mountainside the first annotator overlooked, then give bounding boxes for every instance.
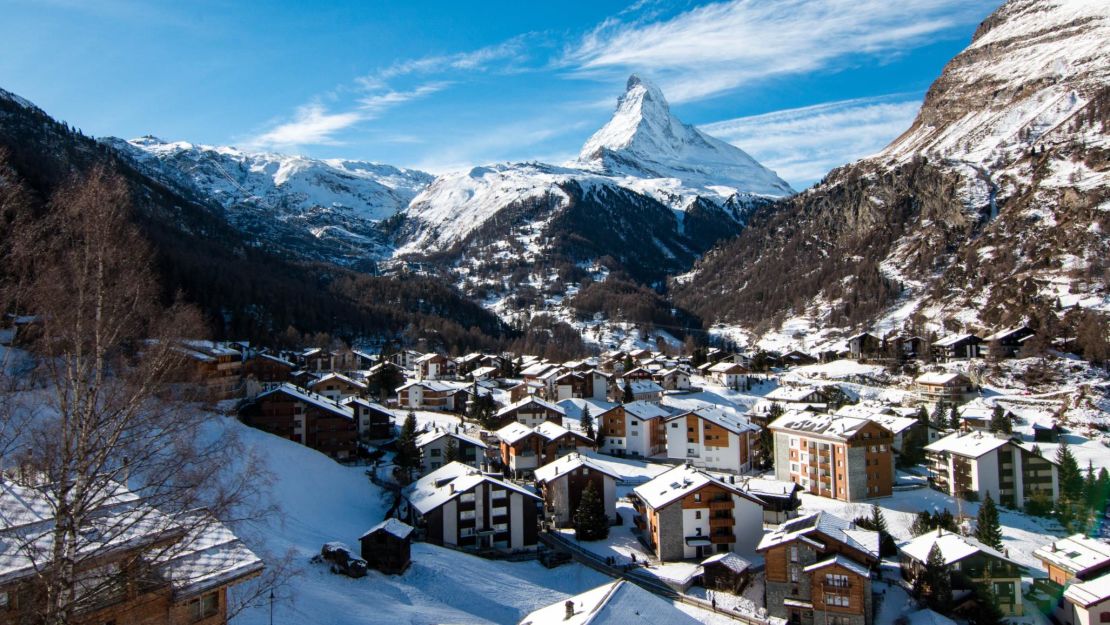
[577,74,794,202]
[395,75,784,256]
[674,0,1110,350]
[107,136,433,266]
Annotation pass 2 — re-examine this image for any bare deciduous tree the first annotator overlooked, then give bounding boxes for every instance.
[0,164,283,625]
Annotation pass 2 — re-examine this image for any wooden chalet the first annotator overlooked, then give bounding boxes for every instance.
[359,518,413,575]
[240,383,358,460]
[342,397,394,440]
[533,453,620,528]
[900,528,1025,615]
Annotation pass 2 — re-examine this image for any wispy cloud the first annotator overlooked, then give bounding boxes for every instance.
[564,0,994,103]
[246,38,527,150]
[701,93,923,187]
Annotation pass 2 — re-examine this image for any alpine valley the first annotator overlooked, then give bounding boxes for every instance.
[1,0,1108,355]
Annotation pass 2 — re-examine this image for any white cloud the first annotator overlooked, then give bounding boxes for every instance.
[564,0,996,102]
[700,94,922,187]
[247,103,363,149]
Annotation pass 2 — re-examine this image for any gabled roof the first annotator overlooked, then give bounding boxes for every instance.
[933,333,981,347]
[757,511,880,560]
[415,428,488,450]
[495,422,536,445]
[534,453,621,484]
[1034,535,1110,576]
[496,395,566,419]
[258,383,353,420]
[309,372,367,389]
[396,379,455,393]
[341,397,393,414]
[899,528,1020,568]
[613,401,672,421]
[984,326,1032,342]
[403,462,537,515]
[765,386,827,402]
[1065,573,1110,607]
[915,372,968,386]
[924,431,1010,459]
[360,518,414,541]
[804,554,871,578]
[701,552,751,573]
[769,411,887,442]
[519,580,704,625]
[633,465,763,510]
[628,380,663,394]
[258,353,295,367]
[708,361,745,373]
[667,407,758,435]
[739,477,802,499]
[520,362,558,377]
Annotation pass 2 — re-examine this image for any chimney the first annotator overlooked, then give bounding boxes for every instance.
[564,600,575,620]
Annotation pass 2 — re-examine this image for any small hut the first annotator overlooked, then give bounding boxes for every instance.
[360,518,414,574]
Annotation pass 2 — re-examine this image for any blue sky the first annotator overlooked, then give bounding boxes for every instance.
[0,0,1001,188]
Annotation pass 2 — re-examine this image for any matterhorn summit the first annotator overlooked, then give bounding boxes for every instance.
[577,74,794,198]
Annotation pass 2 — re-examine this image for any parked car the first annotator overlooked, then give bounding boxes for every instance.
[320,542,367,578]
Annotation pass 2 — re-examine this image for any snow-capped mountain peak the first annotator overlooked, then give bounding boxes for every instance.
[577,74,794,198]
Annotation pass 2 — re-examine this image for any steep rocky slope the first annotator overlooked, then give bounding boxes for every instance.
[106,136,433,268]
[673,0,1110,348]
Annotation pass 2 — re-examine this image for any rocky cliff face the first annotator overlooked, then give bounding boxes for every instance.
[674,0,1110,347]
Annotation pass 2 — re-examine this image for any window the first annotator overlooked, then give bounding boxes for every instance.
[1099,613,1110,623]
[826,574,849,588]
[789,546,799,563]
[671,423,679,428]
[825,594,849,607]
[430,448,441,457]
[790,437,798,447]
[695,511,702,519]
[789,567,799,582]
[189,592,219,621]
[694,493,702,502]
[0,592,7,609]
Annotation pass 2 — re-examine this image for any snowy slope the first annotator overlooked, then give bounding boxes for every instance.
[222,416,613,625]
[577,75,794,201]
[107,136,434,264]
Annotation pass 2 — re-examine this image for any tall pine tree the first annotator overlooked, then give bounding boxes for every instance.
[396,411,421,482]
[581,405,595,439]
[975,492,1004,550]
[924,543,952,612]
[948,405,961,431]
[931,402,949,430]
[1058,441,1084,502]
[573,481,610,540]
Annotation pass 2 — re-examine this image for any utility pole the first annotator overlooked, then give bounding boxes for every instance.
[269,588,274,625]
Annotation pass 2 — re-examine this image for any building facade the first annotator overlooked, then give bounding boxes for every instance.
[770,412,894,501]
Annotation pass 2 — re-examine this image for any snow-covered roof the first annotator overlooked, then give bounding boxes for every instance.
[518,580,704,625]
[1066,573,1110,607]
[915,372,967,386]
[520,362,558,377]
[416,352,443,363]
[0,479,261,596]
[470,365,498,377]
[360,518,414,541]
[739,477,801,499]
[633,465,759,510]
[617,401,672,421]
[924,431,1010,459]
[415,428,488,450]
[905,609,958,625]
[396,379,455,393]
[309,372,367,389]
[341,397,392,414]
[403,462,537,515]
[535,420,576,442]
[758,512,879,559]
[933,333,981,347]
[899,528,1018,567]
[1034,535,1110,576]
[707,361,744,373]
[765,386,827,402]
[534,453,621,484]
[558,398,617,420]
[983,326,1031,342]
[768,411,885,442]
[496,395,566,418]
[258,352,295,367]
[701,552,751,573]
[495,422,536,445]
[629,380,663,394]
[668,406,757,435]
[258,383,354,420]
[803,554,870,578]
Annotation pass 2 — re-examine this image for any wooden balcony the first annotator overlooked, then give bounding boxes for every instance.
[709,499,733,511]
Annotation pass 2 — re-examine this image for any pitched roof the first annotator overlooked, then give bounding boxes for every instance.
[396,379,455,393]
[633,465,762,510]
[924,431,1010,459]
[258,383,353,420]
[769,411,886,441]
[933,333,981,347]
[496,395,566,419]
[915,372,967,386]
[701,552,751,573]
[899,528,1019,567]
[534,453,621,484]
[765,386,827,402]
[617,401,672,421]
[495,422,536,445]
[1033,535,1110,576]
[518,580,704,625]
[757,512,879,559]
[628,380,663,394]
[403,462,537,515]
[1065,573,1110,607]
[415,428,488,450]
[309,372,367,389]
[804,554,871,578]
[360,518,414,541]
